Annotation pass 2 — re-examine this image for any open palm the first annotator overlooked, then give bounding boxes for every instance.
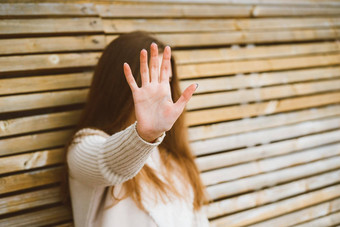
[123,43,197,142]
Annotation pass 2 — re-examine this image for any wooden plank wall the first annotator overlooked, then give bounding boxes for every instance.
[0,1,340,226]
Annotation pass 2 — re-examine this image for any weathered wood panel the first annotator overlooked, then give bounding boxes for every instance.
[206,169,340,218]
[0,3,97,16]
[0,167,64,195]
[0,205,72,227]
[0,36,104,55]
[102,17,340,33]
[1,1,339,226]
[106,28,340,46]
[0,187,61,215]
[209,185,340,226]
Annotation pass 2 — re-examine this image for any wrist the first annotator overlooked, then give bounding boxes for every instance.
[136,123,164,143]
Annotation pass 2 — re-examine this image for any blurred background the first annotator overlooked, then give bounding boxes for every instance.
[0,0,340,226]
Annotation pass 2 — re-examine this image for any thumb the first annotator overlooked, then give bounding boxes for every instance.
[174,83,198,113]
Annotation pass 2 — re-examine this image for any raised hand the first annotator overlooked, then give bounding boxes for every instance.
[123,43,197,143]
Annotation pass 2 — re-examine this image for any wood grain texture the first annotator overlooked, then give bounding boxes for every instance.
[0,148,65,174]
[96,3,252,18]
[209,184,340,227]
[112,0,340,6]
[153,28,340,47]
[188,79,340,110]
[295,210,340,227]
[181,66,340,94]
[103,17,340,33]
[0,36,104,55]
[0,167,64,195]
[0,89,88,113]
[174,42,340,64]
[187,92,340,126]
[0,3,97,16]
[0,72,92,95]
[201,142,340,186]
[0,205,72,227]
[0,129,74,156]
[251,198,340,227]
[206,156,340,200]
[189,104,340,141]
[0,110,82,137]
[253,5,340,17]
[206,169,340,218]
[178,53,340,79]
[0,53,100,73]
[1,1,340,226]
[191,116,340,156]
[0,18,103,35]
[0,186,61,215]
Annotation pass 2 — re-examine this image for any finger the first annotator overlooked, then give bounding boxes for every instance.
[149,42,159,83]
[160,46,171,83]
[174,83,198,113]
[124,63,138,92]
[140,49,149,86]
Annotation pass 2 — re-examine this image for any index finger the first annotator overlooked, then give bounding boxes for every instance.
[123,62,138,92]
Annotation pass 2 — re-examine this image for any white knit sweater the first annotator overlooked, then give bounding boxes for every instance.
[67,122,209,227]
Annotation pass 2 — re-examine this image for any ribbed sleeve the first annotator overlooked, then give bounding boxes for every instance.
[67,122,165,186]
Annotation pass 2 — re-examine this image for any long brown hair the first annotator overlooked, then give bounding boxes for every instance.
[68,31,208,211]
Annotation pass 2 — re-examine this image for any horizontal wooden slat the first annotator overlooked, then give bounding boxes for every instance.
[0,53,100,73]
[0,89,88,113]
[103,17,340,33]
[0,186,61,215]
[175,42,340,65]
[189,104,340,141]
[113,0,340,7]
[0,205,71,227]
[0,36,105,55]
[188,78,340,110]
[206,169,340,218]
[181,66,340,94]
[209,184,340,227]
[192,116,340,156]
[295,210,340,227]
[0,72,92,96]
[196,129,340,171]
[254,5,340,17]
[0,3,97,16]
[201,142,340,186]
[195,130,340,174]
[55,223,74,227]
[0,129,73,156]
[96,3,252,18]
[0,110,82,137]
[251,197,340,227]
[0,167,63,195]
[0,148,65,174]
[152,28,340,47]
[0,18,103,35]
[178,53,340,79]
[206,156,340,200]
[187,91,340,126]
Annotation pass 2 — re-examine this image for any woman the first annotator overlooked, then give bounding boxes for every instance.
[66,31,209,227]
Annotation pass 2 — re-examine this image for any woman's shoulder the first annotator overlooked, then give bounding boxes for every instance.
[72,127,110,143]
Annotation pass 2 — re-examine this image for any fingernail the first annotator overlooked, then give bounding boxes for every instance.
[195,83,199,90]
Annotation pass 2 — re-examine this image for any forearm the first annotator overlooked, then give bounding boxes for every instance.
[67,122,165,186]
